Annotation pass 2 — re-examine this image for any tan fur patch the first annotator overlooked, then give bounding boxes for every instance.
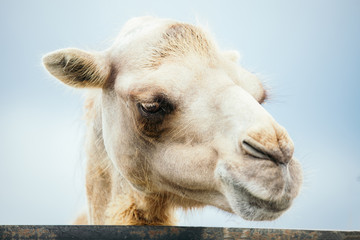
[105,193,176,225]
[146,23,215,68]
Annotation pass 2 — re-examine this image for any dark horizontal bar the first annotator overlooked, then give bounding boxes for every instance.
[0,225,359,240]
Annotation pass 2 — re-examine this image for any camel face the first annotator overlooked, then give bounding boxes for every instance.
[43,16,302,224]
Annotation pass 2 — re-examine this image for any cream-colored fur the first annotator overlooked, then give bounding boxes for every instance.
[43,16,302,225]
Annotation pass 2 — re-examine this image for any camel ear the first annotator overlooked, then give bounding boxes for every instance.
[42,48,110,88]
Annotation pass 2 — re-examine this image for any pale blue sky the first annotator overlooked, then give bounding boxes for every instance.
[0,0,359,230]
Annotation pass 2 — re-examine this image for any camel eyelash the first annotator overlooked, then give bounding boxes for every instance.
[137,96,175,119]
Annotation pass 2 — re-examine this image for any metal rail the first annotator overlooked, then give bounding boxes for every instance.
[1,225,359,240]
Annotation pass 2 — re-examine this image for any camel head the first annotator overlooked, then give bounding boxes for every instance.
[43,17,302,222]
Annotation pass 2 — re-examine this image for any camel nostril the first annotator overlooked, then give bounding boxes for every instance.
[242,141,270,160]
[241,139,288,165]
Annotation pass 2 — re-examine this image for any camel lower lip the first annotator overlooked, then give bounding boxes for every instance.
[241,185,290,211]
[216,162,292,221]
[228,183,291,221]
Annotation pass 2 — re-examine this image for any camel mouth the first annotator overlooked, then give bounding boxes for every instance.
[228,182,292,221]
[216,160,300,221]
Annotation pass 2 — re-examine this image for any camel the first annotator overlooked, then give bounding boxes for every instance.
[43,16,302,225]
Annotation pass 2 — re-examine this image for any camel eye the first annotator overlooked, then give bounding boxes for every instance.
[139,102,161,114]
[136,96,175,119]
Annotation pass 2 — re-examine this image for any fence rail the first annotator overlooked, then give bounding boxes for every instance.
[1,225,359,240]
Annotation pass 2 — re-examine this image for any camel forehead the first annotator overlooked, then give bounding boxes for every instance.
[145,23,214,68]
[113,17,216,68]
[121,16,213,52]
